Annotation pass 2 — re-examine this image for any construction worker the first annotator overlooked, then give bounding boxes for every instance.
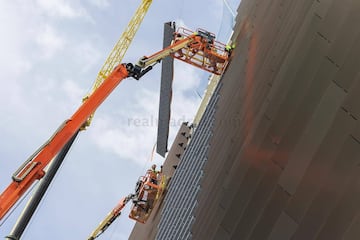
[173,33,184,57]
[225,43,235,56]
[174,33,183,41]
[146,164,162,185]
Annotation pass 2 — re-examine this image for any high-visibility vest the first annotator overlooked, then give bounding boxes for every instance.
[147,169,158,179]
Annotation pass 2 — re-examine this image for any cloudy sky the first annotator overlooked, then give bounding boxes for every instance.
[0,0,240,239]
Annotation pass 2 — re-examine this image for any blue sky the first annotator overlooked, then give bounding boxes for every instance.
[0,0,239,239]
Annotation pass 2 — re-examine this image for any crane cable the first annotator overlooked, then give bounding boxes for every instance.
[137,141,157,178]
[178,0,184,21]
[223,0,236,19]
[149,142,156,162]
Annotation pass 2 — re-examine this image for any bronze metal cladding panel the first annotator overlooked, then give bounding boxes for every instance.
[333,36,360,91]
[290,136,360,240]
[267,212,298,240]
[213,224,231,240]
[343,206,360,240]
[310,138,360,240]
[278,76,344,195]
[343,76,360,120]
[192,0,360,239]
[235,186,290,240]
[284,108,358,222]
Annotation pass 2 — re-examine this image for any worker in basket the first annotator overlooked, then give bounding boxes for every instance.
[225,42,236,56]
[146,164,162,185]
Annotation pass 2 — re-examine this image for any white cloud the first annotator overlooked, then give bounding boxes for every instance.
[88,0,110,8]
[0,2,33,75]
[62,79,86,103]
[136,88,160,114]
[74,41,103,73]
[35,0,89,19]
[89,113,157,166]
[88,62,203,166]
[0,2,34,121]
[173,61,202,92]
[87,87,161,166]
[35,24,66,59]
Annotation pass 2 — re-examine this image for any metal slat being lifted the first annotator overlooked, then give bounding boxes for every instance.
[156,22,176,157]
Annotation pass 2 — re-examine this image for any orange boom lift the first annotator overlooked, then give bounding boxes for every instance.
[0,27,229,226]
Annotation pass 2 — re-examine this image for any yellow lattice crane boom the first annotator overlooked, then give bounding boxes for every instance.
[82,0,153,129]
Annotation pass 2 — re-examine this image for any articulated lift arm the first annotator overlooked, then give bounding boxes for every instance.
[88,194,135,240]
[0,27,229,221]
[88,173,167,239]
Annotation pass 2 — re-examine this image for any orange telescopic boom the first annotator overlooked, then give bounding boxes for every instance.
[0,64,129,220]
